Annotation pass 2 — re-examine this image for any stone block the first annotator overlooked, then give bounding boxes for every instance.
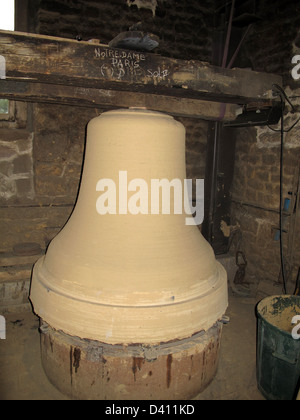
[35,175,67,197]
[0,174,16,200]
[35,162,64,177]
[0,144,16,160]
[0,205,73,248]
[15,178,35,199]
[0,280,30,308]
[16,137,33,153]
[261,150,280,166]
[0,161,11,177]
[13,154,32,174]
[34,133,69,162]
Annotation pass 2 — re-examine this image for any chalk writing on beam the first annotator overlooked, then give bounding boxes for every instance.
[147,68,169,80]
[95,47,169,81]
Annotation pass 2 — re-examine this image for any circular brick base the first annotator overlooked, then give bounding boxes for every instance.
[39,320,222,400]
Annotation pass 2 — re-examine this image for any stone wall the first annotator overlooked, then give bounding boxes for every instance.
[0,0,212,311]
[2,0,300,311]
[230,1,300,295]
[35,0,214,61]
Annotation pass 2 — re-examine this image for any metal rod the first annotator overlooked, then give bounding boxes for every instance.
[208,122,220,244]
[222,0,236,68]
[227,24,253,69]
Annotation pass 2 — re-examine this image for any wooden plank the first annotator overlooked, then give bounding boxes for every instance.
[0,253,43,267]
[0,267,32,283]
[0,30,282,105]
[0,80,241,121]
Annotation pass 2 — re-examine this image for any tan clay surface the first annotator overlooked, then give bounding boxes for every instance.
[30,109,228,344]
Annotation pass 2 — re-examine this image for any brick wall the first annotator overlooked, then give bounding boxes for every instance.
[2,0,300,310]
[230,1,300,295]
[0,0,212,310]
[36,0,214,61]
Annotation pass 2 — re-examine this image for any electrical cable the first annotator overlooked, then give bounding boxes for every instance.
[271,86,300,295]
[295,267,300,296]
[272,84,296,113]
[268,116,300,133]
[279,94,287,294]
[271,84,294,294]
[268,84,300,132]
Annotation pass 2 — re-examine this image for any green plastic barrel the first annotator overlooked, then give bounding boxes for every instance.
[256,295,300,400]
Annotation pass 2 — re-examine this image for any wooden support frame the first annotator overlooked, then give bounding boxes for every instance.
[0,80,240,121]
[0,30,282,120]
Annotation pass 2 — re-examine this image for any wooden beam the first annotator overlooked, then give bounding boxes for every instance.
[0,252,43,267]
[0,80,240,120]
[0,30,282,106]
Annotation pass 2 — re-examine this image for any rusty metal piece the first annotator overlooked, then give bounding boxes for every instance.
[234,251,247,285]
[39,320,223,400]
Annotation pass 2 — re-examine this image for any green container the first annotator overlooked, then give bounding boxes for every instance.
[256,295,300,400]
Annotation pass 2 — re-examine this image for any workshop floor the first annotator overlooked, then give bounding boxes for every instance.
[0,292,265,400]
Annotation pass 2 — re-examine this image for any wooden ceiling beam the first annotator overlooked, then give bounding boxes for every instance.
[0,30,283,119]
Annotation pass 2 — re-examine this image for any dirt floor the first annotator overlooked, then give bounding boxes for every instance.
[0,292,265,400]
